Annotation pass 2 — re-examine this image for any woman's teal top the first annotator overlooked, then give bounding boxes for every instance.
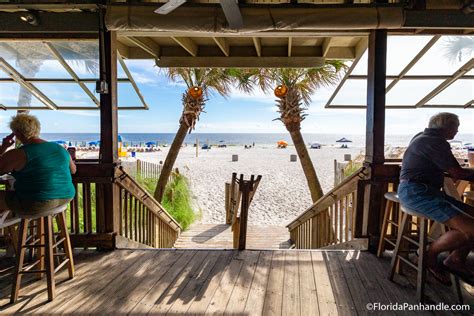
[12,142,75,201]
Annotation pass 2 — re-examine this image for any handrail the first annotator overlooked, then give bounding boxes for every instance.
[114,166,181,247]
[286,167,367,249]
[287,167,367,230]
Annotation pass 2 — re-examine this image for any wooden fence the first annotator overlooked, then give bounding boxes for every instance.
[121,159,163,179]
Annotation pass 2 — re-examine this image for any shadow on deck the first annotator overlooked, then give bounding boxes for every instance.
[174,224,292,249]
[0,249,472,315]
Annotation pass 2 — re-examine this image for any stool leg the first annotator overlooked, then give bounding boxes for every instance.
[44,215,55,301]
[6,225,18,257]
[10,219,29,304]
[37,217,45,280]
[389,212,408,281]
[377,200,392,257]
[417,219,428,303]
[57,211,75,278]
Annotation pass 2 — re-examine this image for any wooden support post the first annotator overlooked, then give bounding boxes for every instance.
[238,180,250,250]
[225,182,231,225]
[99,9,119,244]
[364,29,387,253]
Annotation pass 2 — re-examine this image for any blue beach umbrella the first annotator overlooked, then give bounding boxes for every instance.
[145,141,156,147]
[54,140,67,145]
[88,141,99,146]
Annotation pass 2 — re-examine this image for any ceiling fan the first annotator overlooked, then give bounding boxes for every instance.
[154,0,244,29]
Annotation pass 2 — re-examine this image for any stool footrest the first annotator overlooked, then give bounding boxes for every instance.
[23,244,46,248]
[402,235,420,246]
[383,239,396,247]
[398,256,419,271]
[20,259,42,272]
[54,259,70,274]
[20,269,47,274]
[386,220,399,226]
[53,237,66,249]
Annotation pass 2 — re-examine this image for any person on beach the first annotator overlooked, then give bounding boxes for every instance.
[0,114,76,219]
[398,112,474,284]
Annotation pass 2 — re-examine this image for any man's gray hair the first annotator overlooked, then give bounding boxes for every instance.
[428,112,459,130]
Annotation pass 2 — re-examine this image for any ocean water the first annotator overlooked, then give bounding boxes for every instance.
[0,133,472,148]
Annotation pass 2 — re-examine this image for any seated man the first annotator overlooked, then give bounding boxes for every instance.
[398,112,474,284]
[0,114,76,218]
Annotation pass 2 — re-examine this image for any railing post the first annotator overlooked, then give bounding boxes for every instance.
[225,182,231,225]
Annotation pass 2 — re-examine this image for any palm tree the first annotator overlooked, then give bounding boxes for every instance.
[154,68,236,202]
[235,64,347,202]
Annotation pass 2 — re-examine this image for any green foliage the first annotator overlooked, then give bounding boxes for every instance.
[343,161,363,178]
[137,174,195,231]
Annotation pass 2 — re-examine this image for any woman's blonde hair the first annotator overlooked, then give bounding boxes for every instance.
[9,114,41,139]
[428,112,459,130]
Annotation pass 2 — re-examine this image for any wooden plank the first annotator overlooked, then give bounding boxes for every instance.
[262,251,285,315]
[167,251,221,314]
[73,250,162,314]
[335,251,372,314]
[243,251,273,315]
[353,252,398,316]
[205,251,249,313]
[53,250,147,314]
[298,251,319,316]
[129,250,197,314]
[324,251,357,314]
[148,251,210,314]
[100,250,185,314]
[225,250,261,313]
[311,251,338,315]
[187,250,234,314]
[3,250,136,314]
[282,251,300,315]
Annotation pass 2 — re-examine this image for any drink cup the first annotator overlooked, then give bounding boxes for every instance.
[468,149,474,167]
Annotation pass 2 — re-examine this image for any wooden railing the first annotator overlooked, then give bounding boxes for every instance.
[114,167,181,248]
[64,162,180,249]
[287,167,367,249]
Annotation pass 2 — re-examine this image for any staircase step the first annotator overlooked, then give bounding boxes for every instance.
[174,224,291,249]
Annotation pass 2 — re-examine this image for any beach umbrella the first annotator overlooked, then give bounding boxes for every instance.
[336,137,352,143]
[277,140,288,146]
[88,141,99,146]
[146,141,156,147]
[54,140,67,145]
[118,135,123,143]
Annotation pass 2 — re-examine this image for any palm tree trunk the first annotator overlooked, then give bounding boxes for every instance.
[288,128,324,202]
[154,122,189,202]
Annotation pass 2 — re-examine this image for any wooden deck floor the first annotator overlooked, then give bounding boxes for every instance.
[0,249,472,315]
[174,224,292,249]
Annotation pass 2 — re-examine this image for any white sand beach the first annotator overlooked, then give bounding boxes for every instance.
[130,145,363,226]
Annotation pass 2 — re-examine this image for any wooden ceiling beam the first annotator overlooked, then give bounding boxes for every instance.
[213,37,230,57]
[156,56,325,68]
[171,36,198,57]
[127,37,160,59]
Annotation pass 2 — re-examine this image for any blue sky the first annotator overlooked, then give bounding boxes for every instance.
[0,36,472,135]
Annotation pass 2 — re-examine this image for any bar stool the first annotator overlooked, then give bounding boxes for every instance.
[389,204,429,303]
[10,203,74,303]
[0,215,21,257]
[377,192,402,257]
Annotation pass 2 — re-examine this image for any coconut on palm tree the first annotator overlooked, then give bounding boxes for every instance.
[236,64,347,202]
[154,68,236,202]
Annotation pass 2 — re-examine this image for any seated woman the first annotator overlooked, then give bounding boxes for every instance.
[398,112,474,284]
[0,114,76,218]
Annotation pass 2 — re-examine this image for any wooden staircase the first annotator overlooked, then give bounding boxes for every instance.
[174,223,291,249]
